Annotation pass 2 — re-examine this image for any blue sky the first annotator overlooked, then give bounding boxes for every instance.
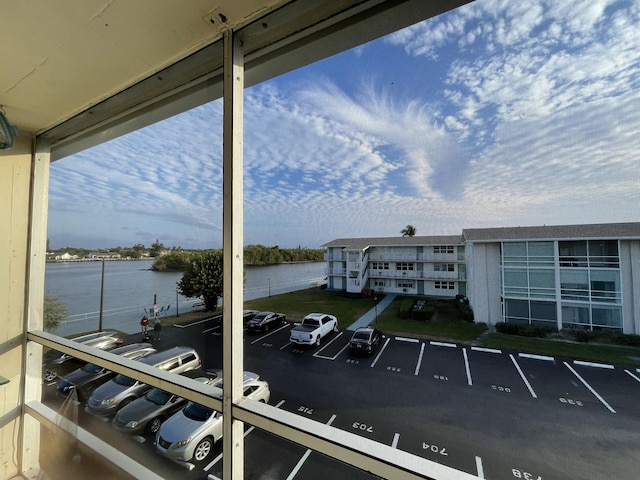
[47,0,640,250]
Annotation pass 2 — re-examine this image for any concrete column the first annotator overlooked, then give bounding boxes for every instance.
[0,133,46,479]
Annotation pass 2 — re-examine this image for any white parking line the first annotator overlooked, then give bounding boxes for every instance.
[430,341,457,348]
[475,456,484,479]
[391,432,400,449]
[395,336,420,343]
[313,332,345,359]
[471,346,502,354]
[624,369,640,383]
[518,353,555,362]
[463,348,472,386]
[286,414,337,480]
[370,337,391,368]
[250,323,291,344]
[415,343,425,376]
[509,354,537,398]
[564,361,616,413]
[203,400,286,473]
[573,360,614,369]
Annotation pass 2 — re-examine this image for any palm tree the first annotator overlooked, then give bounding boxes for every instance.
[401,225,416,237]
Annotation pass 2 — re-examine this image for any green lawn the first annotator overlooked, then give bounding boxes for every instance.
[480,333,640,367]
[373,295,487,342]
[244,288,374,329]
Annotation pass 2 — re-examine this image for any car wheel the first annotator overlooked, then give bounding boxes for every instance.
[264,323,270,332]
[333,323,338,332]
[193,437,213,462]
[315,336,321,347]
[146,417,162,435]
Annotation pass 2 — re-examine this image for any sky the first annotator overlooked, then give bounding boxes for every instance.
[47,0,640,250]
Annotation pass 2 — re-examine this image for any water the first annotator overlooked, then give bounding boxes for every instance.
[45,260,326,337]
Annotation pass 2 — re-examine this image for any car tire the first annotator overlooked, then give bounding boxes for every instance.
[333,323,338,332]
[193,437,213,462]
[146,417,162,435]
[315,336,321,347]
[264,323,270,332]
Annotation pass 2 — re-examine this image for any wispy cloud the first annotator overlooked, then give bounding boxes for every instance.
[48,0,640,249]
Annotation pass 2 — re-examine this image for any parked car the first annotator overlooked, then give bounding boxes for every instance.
[112,369,221,435]
[56,343,156,403]
[289,313,338,347]
[246,311,286,333]
[349,327,384,355]
[42,330,124,384]
[85,346,201,418]
[243,310,260,324]
[156,372,269,463]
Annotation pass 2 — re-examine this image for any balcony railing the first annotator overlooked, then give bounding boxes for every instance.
[27,330,479,480]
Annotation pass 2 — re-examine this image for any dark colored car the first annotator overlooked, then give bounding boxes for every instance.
[42,331,124,384]
[246,311,286,333]
[349,327,384,355]
[56,343,156,403]
[112,369,221,436]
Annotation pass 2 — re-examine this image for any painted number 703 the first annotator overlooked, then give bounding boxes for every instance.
[512,469,542,480]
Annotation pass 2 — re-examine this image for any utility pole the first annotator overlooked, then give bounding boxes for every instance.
[98,258,105,331]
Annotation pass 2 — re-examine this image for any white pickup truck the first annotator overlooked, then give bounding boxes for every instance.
[289,313,338,347]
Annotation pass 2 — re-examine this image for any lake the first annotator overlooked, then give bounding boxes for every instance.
[45,260,326,337]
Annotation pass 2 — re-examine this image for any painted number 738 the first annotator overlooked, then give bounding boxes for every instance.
[512,469,542,480]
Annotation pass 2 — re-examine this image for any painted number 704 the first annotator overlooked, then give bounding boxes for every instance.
[512,469,542,480]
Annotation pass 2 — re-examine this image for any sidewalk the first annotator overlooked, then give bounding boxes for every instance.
[346,294,397,331]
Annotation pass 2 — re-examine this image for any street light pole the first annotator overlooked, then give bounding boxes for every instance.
[98,258,105,331]
[374,296,378,327]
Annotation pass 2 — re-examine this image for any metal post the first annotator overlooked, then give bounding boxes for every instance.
[176,285,179,318]
[222,28,245,480]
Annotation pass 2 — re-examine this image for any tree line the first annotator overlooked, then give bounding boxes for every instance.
[151,245,324,272]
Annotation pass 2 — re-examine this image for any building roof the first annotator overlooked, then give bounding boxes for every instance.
[462,222,640,242]
[322,235,464,250]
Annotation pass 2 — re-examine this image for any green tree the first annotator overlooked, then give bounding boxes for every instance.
[401,225,416,237]
[177,250,224,310]
[44,293,68,332]
[152,251,192,271]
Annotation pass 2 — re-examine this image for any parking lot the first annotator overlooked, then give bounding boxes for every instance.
[43,315,640,479]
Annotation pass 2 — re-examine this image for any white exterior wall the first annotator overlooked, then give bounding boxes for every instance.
[620,240,640,335]
[466,242,502,325]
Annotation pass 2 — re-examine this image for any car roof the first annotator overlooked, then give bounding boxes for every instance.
[138,346,198,365]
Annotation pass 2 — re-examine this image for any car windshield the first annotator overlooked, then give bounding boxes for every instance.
[146,388,171,405]
[183,402,216,422]
[113,374,136,387]
[353,332,370,340]
[81,363,103,374]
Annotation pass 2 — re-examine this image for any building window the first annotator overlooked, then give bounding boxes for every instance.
[434,263,455,272]
[372,262,389,270]
[396,262,414,271]
[435,281,455,289]
[398,280,414,288]
[434,245,454,254]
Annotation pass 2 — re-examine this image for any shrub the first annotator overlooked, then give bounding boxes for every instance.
[495,322,556,338]
[412,306,435,321]
[399,298,415,319]
[569,330,598,343]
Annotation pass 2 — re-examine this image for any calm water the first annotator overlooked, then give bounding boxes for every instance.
[45,260,325,336]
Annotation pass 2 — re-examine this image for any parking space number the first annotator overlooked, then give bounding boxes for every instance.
[512,469,542,480]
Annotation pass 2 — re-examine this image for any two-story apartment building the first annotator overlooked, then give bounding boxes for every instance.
[324,222,640,334]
